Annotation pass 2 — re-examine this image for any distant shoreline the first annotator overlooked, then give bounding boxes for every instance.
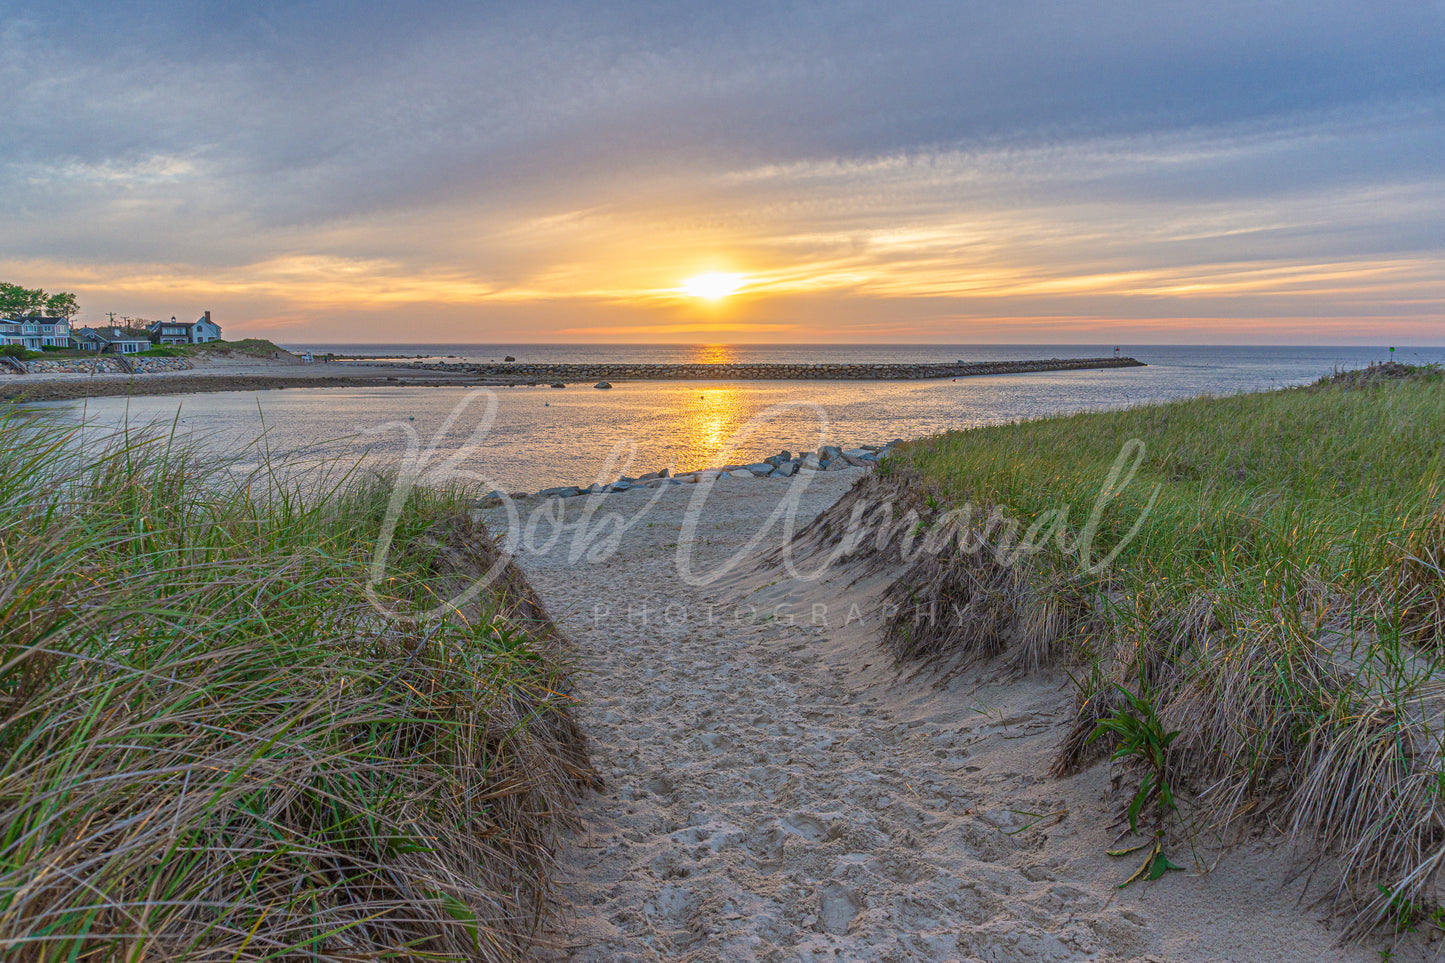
[0,367,485,404]
[3,356,1145,404]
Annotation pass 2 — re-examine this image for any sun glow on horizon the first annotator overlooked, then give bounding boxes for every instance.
[680,272,745,299]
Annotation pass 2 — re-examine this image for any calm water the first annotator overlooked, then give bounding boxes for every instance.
[35,345,1444,493]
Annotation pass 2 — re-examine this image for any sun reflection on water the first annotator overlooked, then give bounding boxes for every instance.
[683,384,746,468]
[688,344,737,365]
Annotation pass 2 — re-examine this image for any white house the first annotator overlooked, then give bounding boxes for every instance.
[73,326,150,354]
[148,311,222,345]
[0,317,70,350]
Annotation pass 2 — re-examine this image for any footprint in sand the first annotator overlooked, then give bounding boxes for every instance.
[817,881,863,935]
[779,812,829,841]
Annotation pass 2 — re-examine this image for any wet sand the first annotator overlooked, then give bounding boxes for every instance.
[1,355,503,403]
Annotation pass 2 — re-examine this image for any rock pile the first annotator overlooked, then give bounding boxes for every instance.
[14,356,195,375]
[476,440,904,505]
[130,357,194,373]
[19,358,127,374]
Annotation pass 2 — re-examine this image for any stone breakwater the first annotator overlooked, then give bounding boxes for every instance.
[416,356,1144,383]
[477,441,901,506]
[6,357,195,375]
[129,357,194,373]
[11,358,127,374]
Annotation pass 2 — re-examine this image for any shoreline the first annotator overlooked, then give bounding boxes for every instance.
[479,441,900,503]
[0,367,489,403]
[6,364,1428,959]
[2,354,1145,404]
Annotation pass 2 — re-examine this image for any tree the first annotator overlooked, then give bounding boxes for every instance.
[0,281,77,319]
[45,292,79,320]
[1,282,47,317]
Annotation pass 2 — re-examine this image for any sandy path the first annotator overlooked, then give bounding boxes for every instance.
[488,474,1399,962]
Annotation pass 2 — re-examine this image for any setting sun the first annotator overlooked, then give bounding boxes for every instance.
[680,272,745,299]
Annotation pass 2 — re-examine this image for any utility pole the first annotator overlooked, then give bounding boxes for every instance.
[106,312,117,325]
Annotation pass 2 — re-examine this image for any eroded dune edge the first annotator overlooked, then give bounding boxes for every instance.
[512,367,1443,962]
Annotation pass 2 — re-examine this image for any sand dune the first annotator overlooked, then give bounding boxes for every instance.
[486,474,1405,962]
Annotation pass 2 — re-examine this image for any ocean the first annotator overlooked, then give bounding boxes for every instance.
[34,344,1444,493]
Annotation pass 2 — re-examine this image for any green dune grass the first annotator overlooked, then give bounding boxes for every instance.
[181,338,294,358]
[877,363,1445,932]
[0,417,593,961]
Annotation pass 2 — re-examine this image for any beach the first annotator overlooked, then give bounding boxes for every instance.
[490,472,1385,962]
[0,351,487,402]
[15,0,1442,955]
[8,360,1444,959]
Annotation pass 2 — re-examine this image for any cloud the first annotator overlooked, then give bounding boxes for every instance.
[0,1,1441,341]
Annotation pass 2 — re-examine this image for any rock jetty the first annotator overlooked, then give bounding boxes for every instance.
[475,440,905,506]
[413,357,1143,383]
[7,357,195,375]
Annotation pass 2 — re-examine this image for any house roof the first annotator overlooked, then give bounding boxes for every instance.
[78,327,149,343]
[148,317,218,331]
[1,316,67,325]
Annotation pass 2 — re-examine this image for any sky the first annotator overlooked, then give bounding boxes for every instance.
[2,1,1442,344]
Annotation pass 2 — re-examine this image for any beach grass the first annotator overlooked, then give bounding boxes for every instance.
[872,362,1445,931]
[183,338,292,358]
[0,416,593,960]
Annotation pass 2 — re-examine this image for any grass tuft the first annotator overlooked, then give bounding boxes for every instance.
[823,363,1445,934]
[0,415,594,960]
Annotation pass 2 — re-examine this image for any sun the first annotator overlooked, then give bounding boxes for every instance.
[681,272,745,299]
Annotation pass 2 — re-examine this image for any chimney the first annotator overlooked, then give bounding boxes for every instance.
[204,310,211,324]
